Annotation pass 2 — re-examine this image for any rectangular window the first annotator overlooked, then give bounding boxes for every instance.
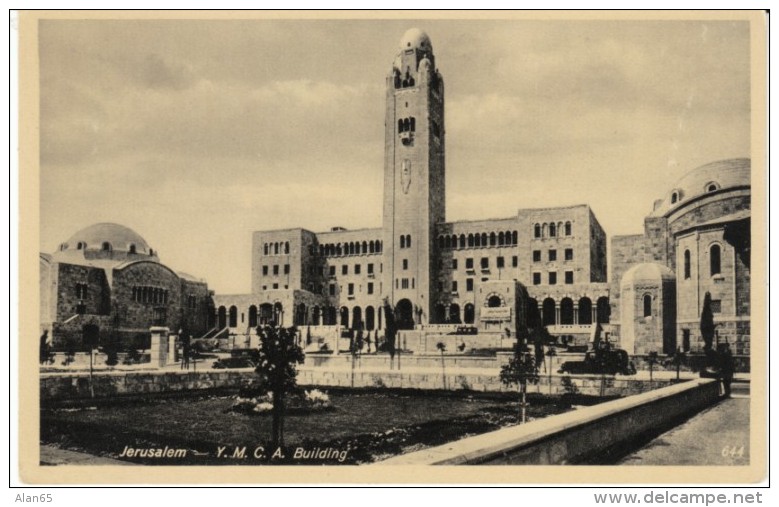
[348,283,354,296]
[548,250,557,262]
[342,265,348,275]
[565,271,574,284]
[711,300,722,313]
[452,281,458,292]
[533,250,541,262]
[481,257,489,269]
[283,264,290,274]
[262,265,269,276]
[565,248,573,261]
[75,283,88,300]
[355,264,361,275]
[403,259,408,270]
[367,263,374,274]
[533,273,541,285]
[466,278,474,292]
[329,265,336,276]
[466,258,474,270]
[497,256,505,268]
[549,272,557,285]
[368,282,374,295]
[452,259,458,270]
[329,283,336,296]
[262,285,267,290]
[273,265,279,275]
[272,283,279,289]
[512,256,518,268]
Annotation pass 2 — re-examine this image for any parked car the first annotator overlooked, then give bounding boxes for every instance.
[212,348,260,369]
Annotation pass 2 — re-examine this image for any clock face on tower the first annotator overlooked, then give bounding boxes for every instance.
[401,159,412,194]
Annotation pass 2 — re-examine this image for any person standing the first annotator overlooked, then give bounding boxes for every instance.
[720,342,735,398]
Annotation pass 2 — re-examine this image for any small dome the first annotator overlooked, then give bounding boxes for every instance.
[61,222,152,255]
[652,158,750,216]
[399,28,432,51]
[620,263,676,287]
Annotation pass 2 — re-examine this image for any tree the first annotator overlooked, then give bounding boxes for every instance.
[671,347,686,382]
[436,342,447,389]
[545,346,557,394]
[255,325,305,448]
[700,292,716,352]
[499,346,539,424]
[382,298,398,369]
[647,351,659,383]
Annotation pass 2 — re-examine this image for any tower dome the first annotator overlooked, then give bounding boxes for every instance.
[399,28,432,51]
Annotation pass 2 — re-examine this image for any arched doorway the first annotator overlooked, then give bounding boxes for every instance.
[463,303,475,324]
[542,298,556,326]
[340,306,349,327]
[217,306,227,328]
[487,295,502,307]
[434,303,446,323]
[560,298,574,325]
[449,303,461,323]
[395,299,414,330]
[596,297,610,324]
[295,303,307,326]
[327,306,337,326]
[578,297,592,325]
[365,306,375,331]
[312,306,321,326]
[228,306,238,328]
[259,303,273,325]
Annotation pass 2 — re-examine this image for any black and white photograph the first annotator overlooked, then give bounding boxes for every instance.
[16,10,767,485]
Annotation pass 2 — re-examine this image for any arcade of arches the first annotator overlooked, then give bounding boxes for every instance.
[530,296,610,327]
[216,302,385,331]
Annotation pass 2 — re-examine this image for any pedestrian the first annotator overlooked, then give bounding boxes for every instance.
[720,342,735,398]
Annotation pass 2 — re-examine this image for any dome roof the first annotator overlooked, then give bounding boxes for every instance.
[652,158,750,217]
[620,262,676,287]
[61,222,152,255]
[399,28,432,51]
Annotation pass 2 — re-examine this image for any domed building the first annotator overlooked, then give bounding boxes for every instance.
[40,223,213,350]
[611,158,751,356]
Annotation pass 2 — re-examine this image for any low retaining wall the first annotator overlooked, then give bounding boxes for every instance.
[305,352,579,371]
[377,378,720,465]
[40,367,672,402]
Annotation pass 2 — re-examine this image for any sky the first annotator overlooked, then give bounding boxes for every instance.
[38,17,751,294]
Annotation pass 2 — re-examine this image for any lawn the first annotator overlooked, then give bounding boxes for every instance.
[41,390,597,465]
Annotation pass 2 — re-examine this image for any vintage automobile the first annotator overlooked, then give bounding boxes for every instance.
[558,342,637,375]
[212,348,260,369]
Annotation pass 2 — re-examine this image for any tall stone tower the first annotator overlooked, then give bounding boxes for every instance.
[382,28,445,328]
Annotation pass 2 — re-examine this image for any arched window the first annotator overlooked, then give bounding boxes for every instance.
[542,298,556,326]
[706,182,720,193]
[129,244,136,254]
[228,306,238,327]
[459,234,466,248]
[284,242,290,254]
[365,306,375,330]
[274,243,279,255]
[468,234,474,247]
[102,242,112,252]
[596,297,610,324]
[560,298,574,325]
[410,117,416,132]
[400,235,406,249]
[369,241,375,254]
[340,307,349,327]
[398,119,403,133]
[671,192,678,204]
[684,250,691,279]
[449,303,461,323]
[149,248,154,256]
[643,294,652,318]
[489,232,496,246]
[77,242,86,250]
[710,244,721,276]
[498,232,505,246]
[474,234,481,247]
[578,297,592,325]
[217,306,227,328]
[264,244,269,255]
[352,306,363,330]
[488,295,502,308]
[565,222,572,236]
[443,236,450,248]
[312,306,321,326]
[481,233,488,246]
[464,303,475,324]
[248,305,258,328]
[534,224,541,238]
[549,223,556,237]
[362,241,367,253]
[512,231,518,245]
[406,235,411,248]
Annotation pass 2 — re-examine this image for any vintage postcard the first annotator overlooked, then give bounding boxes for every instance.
[16,10,768,485]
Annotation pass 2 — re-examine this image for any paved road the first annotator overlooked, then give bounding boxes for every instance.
[619,387,750,466]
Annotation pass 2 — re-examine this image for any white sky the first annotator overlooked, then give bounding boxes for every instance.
[38,18,751,294]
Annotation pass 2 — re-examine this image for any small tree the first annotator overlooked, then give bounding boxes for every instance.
[500,346,539,423]
[700,292,716,352]
[545,346,557,394]
[382,298,398,369]
[255,325,304,448]
[436,342,447,389]
[39,331,51,365]
[647,351,659,383]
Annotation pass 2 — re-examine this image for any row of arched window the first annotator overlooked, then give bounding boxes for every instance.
[319,240,383,257]
[58,242,149,255]
[682,244,722,279]
[531,296,610,327]
[398,117,416,133]
[263,242,290,256]
[670,182,720,205]
[216,303,384,331]
[133,286,169,305]
[399,234,412,249]
[437,231,518,250]
[534,221,572,239]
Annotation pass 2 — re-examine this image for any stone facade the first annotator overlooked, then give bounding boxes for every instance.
[40,223,212,350]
